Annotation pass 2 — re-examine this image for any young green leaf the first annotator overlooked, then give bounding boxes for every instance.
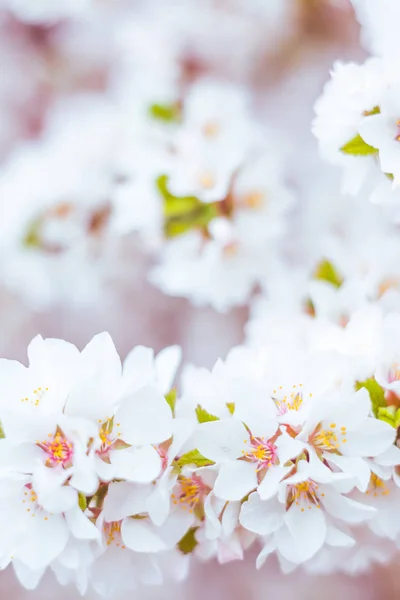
[78,492,88,512]
[226,402,235,415]
[195,404,219,423]
[165,388,177,414]
[340,134,378,156]
[175,449,215,468]
[178,527,199,554]
[313,259,343,289]
[355,377,386,418]
[363,106,380,117]
[156,175,219,238]
[148,102,181,123]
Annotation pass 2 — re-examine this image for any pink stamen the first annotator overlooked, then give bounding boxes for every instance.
[37,430,73,468]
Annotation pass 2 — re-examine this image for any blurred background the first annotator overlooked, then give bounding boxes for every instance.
[2,0,398,597]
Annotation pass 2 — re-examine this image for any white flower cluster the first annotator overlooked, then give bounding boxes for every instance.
[2,318,400,594]
[313,0,400,208]
[2,0,400,593]
[0,19,294,312]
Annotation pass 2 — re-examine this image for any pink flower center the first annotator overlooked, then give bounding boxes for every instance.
[172,474,209,513]
[97,418,122,457]
[388,363,400,383]
[287,479,321,511]
[273,385,305,415]
[104,520,126,549]
[243,436,278,471]
[366,473,391,498]
[156,445,169,472]
[311,422,347,452]
[37,430,73,467]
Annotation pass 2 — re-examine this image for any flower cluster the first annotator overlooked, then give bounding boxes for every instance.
[2,318,400,594]
[313,0,400,208]
[2,0,400,594]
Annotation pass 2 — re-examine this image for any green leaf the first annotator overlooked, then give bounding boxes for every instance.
[304,298,316,317]
[377,406,396,427]
[226,402,235,415]
[363,106,380,116]
[340,134,378,156]
[314,259,343,289]
[165,388,177,415]
[355,377,386,418]
[195,404,219,423]
[23,217,42,248]
[0,421,5,439]
[157,175,200,218]
[178,526,198,554]
[175,449,215,468]
[78,492,87,511]
[156,175,219,239]
[92,484,109,508]
[148,102,181,123]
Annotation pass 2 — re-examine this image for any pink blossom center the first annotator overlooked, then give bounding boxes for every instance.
[388,363,400,383]
[37,430,73,467]
[244,436,278,470]
[287,479,321,511]
[172,474,209,513]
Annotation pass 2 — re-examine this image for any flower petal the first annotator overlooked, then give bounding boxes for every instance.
[17,513,69,569]
[110,445,162,483]
[193,419,248,463]
[240,493,282,535]
[214,461,257,501]
[284,503,326,562]
[121,518,167,553]
[116,387,173,445]
[321,488,376,523]
[155,346,181,394]
[103,481,152,522]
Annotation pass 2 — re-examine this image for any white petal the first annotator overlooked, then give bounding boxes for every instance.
[275,525,302,564]
[103,481,152,522]
[325,454,370,492]
[321,489,376,523]
[214,461,257,501]
[204,493,222,540]
[375,444,400,466]
[146,471,175,526]
[65,332,121,421]
[13,561,45,590]
[192,419,248,463]
[157,510,194,548]
[122,346,155,394]
[155,346,182,393]
[69,452,99,495]
[65,506,100,541]
[221,500,240,537]
[256,538,276,569]
[116,387,173,445]
[284,503,326,562]
[121,518,167,553]
[240,493,282,535]
[33,465,77,513]
[110,445,162,483]
[275,432,305,465]
[17,513,69,569]
[342,419,395,457]
[257,466,289,500]
[326,525,355,548]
